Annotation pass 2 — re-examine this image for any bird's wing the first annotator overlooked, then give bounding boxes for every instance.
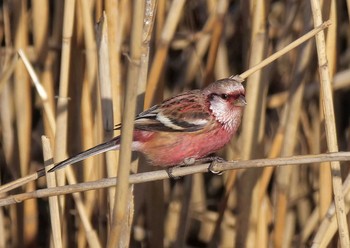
[114,91,211,132]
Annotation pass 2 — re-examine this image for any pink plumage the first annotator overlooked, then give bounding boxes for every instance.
[49,77,246,172]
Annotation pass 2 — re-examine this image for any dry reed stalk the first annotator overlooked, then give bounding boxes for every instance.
[0,55,17,95]
[214,39,231,78]
[274,29,314,247]
[0,61,16,179]
[173,177,192,247]
[42,136,62,248]
[20,18,101,247]
[41,54,57,141]
[138,1,165,247]
[53,1,76,245]
[208,171,237,247]
[105,0,122,216]
[310,0,350,246]
[78,74,95,247]
[238,20,331,80]
[97,12,114,139]
[78,2,100,245]
[203,0,228,85]
[0,3,16,192]
[0,37,12,240]
[18,50,56,134]
[319,0,337,220]
[255,127,284,246]
[32,0,49,64]
[3,152,350,207]
[237,0,268,246]
[165,195,181,245]
[95,12,114,243]
[54,0,76,189]
[155,0,166,41]
[257,196,271,248]
[64,166,102,248]
[0,207,5,247]
[311,174,350,247]
[183,9,216,86]
[13,0,35,245]
[95,11,115,244]
[144,0,186,107]
[107,1,145,246]
[14,0,31,178]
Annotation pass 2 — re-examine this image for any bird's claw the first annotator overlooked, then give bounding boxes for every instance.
[166,167,182,180]
[183,157,196,165]
[206,157,225,175]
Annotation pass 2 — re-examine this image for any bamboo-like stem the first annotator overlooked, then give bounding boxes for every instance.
[18,49,56,135]
[107,1,144,246]
[95,13,116,242]
[42,136,62,248]
[309,1,350,247]
[54,0,76,188]
[319,0,337,221]
[312,174,350,247]
[32,0,49,63]
[13,1,35,245]
[237,20,331,80]
[144,0,186,107]
[2,152,350,207]
[203,0,228,86]
[237,0,268,246]
[274,27,314,248]
[64,166,102,248]
[0,55,18,95]
[53,2,76,245]
[139,1,164,247]
[105,0,122,216]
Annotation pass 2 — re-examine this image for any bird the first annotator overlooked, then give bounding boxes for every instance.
[48,76,246,173]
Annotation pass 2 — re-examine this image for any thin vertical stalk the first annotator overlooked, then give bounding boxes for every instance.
[309,0,350,247]
[237,0,269,247]
[42,136,62,248]
[32,0,49,63]
[319,0,337,220]
[105,0,122,215]
[203,0,228,85]
[145,0,186,107]
[53,2,76,245]
[107,1,145,246]
[54,0,76,186]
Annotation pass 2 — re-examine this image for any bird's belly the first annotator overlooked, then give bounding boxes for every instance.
[138,128,233,167]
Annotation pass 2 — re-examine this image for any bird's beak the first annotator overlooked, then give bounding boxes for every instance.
[234,95,247,106]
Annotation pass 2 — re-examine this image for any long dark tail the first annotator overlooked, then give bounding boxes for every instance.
[48,136,120,173]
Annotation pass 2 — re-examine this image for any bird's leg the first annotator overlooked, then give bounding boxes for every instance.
[166,157,197,180]
[165,156,225,179]
[166,166,182,180]
[196,156,226,175]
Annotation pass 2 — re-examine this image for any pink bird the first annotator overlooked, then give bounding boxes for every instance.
[48,76,246,173]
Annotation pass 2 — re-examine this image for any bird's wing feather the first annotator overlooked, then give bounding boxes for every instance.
[114,91,211,132]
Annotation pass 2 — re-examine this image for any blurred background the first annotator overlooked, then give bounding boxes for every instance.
[0,0,350,247]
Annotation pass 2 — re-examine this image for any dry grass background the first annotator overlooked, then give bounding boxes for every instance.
[1,0,350,247]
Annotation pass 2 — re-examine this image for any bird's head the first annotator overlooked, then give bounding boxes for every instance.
[204,77,246,132]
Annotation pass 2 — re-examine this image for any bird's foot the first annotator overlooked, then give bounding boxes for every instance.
[166,158,196,179]
[199,156,225,175]
[166,165,183,180]
[166,156,225,179]
[183,156,226,175]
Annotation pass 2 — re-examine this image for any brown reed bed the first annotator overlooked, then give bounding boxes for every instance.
[1,1,350,247]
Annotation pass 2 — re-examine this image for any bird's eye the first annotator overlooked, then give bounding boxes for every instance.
[221,94,229,100]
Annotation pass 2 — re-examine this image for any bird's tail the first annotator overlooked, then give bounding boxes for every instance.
[48,136,120,173]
